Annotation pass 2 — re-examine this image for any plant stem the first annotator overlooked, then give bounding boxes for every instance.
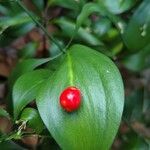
[16,0,65,53]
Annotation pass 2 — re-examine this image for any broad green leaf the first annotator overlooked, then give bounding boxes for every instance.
[13,69,51,120]
[123,44,150,72]
[55,18,104,46]
[96,0,136,14]
[20,108,44,133]
[123,0,150,52]
[37,44,124,150]
[7,57,60,114]
[0,108,10,119]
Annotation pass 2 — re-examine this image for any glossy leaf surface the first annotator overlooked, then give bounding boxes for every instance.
[9,58,52,88]
[37,44,124,150]
[13,69,51,120]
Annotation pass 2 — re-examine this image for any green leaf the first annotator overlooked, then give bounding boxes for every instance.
[9,58,53,88]
[0,13,32,29]
[13,69,51,120]
[92,17,111,37]
[0,4,9,15]
[37,44,124,150]
[123,88,144,122]
[18,42,38,59]
[121,131,150,150]
[48,0,86,10]
[32,0,44,11]
[76,2,105,30]
[122,44,150,72]
[20,108,44,133]
[55,18,104,46]
[123,0,150,52]
[0,108,10,119]
[75,2,125,35]
[7,57,60,114]
[0,23,35,47]
[96,0,136,14]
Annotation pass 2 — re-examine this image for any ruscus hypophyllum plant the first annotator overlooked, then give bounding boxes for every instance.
[1,0,149,149]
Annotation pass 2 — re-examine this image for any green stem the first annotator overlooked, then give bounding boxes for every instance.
[16,0,65,53]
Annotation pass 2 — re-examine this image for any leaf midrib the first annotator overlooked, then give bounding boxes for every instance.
[67,53,74,85]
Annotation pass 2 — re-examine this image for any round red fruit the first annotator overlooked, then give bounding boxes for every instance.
[60,86,81,112]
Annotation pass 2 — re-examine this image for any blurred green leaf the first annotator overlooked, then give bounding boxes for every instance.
[55,18,104,46]
[0,1,23,16]
[32,0,44,11]
[13,69,51,120]
[48,0,86,10]
[123,0,150,52]
[7,58,53,114]
[18,42,38,59]
[92,18,111,37]
[0,13,32,28]
[0,108,10,119]
[121,132,150,150]
[0,4,10,15]
[12,22,35,36]
[124,88,144,122]
[0,22,35,47]
[96,0,136,14]
[76,2,105,30]
[123,44,150,72]
[20,108,44,133]
[8,58,53,88]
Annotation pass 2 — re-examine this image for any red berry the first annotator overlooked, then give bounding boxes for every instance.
[60,86,81,112]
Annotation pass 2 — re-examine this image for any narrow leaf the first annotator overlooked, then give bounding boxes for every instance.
[76,2,105,30]
[0,108,10,119]
[55,18,104,46]
[9,57,54,88]
[96,0,136,14]
[13,69,51,120]
[20,108,44,133]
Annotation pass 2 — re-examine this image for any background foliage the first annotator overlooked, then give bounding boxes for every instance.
[0,0,149,149]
